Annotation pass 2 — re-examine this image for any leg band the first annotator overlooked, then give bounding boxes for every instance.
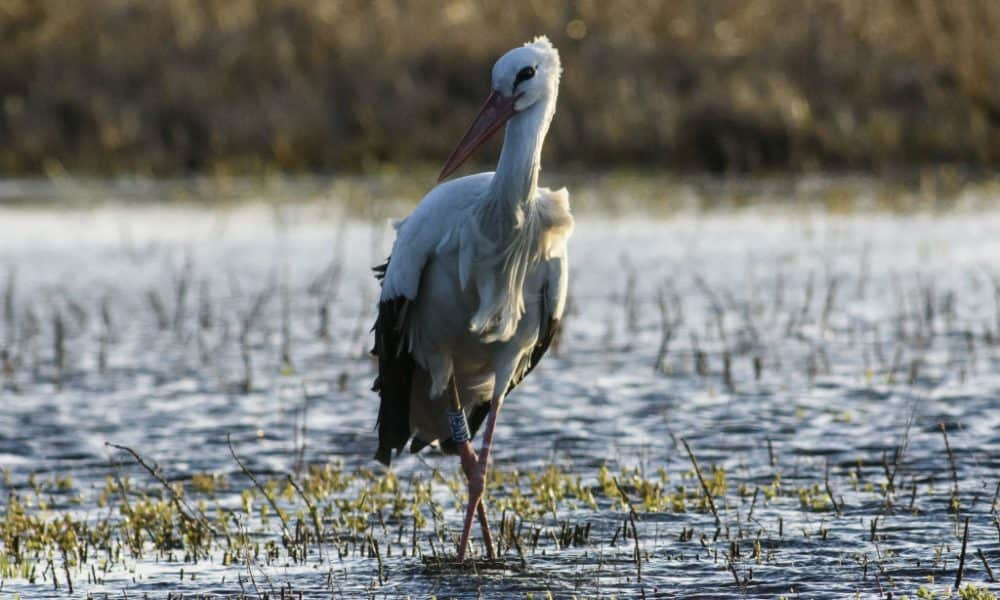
[447,410,470,444]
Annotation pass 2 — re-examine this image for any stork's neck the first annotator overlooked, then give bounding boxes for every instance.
[482,97,553,236]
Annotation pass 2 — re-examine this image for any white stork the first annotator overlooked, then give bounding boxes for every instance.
[371,36,572,562]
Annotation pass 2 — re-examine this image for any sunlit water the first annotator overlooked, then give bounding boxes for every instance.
[1,177,999,598]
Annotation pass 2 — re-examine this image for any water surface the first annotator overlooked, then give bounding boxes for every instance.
[1,177,999,598]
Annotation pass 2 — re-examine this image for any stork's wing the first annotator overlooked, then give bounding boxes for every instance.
[463,255,568,440]
[372,174,495,464]
[372,259,416,466]
[507,254,568,396]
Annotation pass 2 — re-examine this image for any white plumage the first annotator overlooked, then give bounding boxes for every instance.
[371,37,572,562]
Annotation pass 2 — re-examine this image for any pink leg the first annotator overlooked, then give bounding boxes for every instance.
[477,499,496,560]
[456,441,483,563]
[456,404,501,563]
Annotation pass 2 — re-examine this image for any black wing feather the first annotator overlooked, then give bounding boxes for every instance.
[372,259,415,466]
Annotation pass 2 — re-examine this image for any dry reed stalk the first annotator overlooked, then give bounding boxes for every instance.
[955,516,970,589]
[227,434,292,542]
[682,438,721,528]
[106,442,218,536]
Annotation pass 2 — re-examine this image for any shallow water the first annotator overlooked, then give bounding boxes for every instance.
[1,178,999,599]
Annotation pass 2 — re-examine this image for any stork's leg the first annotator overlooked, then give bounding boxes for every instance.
[475,404,499,482]
[475,406,500,560]
[451,376,485,564]
[457,401,503,563]
[456,440,483,563]
[456,441,497,562]
[477,499,496,559]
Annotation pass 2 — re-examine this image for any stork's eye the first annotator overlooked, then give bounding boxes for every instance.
[514,66,536,87]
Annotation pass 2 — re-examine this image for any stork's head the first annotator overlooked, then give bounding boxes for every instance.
[491,36,562,112]
[438,36,561,182]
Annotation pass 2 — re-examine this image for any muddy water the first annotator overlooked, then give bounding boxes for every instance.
[1,178,999,598]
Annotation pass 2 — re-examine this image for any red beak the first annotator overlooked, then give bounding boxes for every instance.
[438,91,519,182]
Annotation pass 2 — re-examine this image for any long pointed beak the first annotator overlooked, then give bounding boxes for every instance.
[438,91,519,182]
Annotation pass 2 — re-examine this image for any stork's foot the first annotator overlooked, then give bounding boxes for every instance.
[456,441,491,563]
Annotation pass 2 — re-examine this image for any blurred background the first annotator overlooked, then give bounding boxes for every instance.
[2,0,999,177]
